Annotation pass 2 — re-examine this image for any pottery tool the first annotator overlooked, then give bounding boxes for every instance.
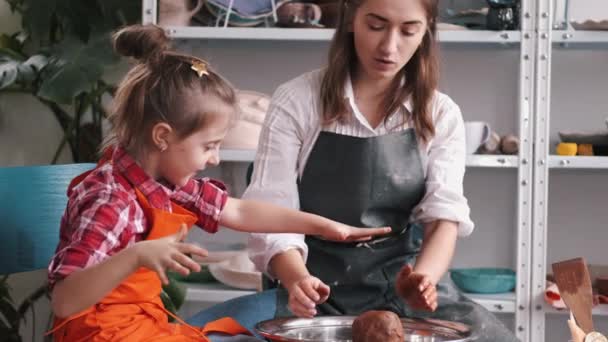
[552,257,594,334]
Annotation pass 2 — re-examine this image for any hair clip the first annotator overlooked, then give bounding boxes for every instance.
[191,60,209,78]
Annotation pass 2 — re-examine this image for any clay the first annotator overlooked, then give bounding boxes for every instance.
[500,134,519,155]
[352,310,404,342]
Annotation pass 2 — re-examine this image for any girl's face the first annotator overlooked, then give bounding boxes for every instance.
[352,0,428,81]
[158,101,233,187]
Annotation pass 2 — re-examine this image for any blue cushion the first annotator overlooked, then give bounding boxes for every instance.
[0,163,95,274]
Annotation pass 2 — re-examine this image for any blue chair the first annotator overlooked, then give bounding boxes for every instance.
[0,163,95,275]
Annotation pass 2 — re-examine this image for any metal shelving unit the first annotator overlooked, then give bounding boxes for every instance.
[143,1,537,340]
[183,282,517,314]
[161,26,521,43]
[554,30,608,44]
[530,1,608,341]
[548,155,608,169]
[220,149,519,168]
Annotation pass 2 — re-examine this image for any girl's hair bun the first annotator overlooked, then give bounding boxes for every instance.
[113,24,171,64]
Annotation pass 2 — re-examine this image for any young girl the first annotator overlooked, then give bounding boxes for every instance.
[46,24,390,341]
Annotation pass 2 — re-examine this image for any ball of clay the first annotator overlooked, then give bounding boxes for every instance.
[352,310,404,342]
[500,134,519,155]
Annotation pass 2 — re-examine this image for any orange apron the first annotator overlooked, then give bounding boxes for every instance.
[49,170,250,341]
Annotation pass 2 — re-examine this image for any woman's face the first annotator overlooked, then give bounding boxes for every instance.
[351,0,428,81]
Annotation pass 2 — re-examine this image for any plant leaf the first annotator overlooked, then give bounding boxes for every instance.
[38,34,118,104]
[160,290,178,322]
[17,54,49,83]
[0,57,19,89]
[0,298,19,330]
[21,0,57,44]
[162,276,186,311]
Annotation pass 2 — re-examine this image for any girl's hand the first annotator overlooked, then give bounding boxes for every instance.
[135,224,208,285]
[286,275,330,318]
[395,264,438,312]
[317,222,392,242]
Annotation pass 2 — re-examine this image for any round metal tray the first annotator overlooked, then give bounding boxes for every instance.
[254,316,473,342]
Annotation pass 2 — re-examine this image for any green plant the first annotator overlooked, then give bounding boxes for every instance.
[0,275,50,341]
[0,0,141,163]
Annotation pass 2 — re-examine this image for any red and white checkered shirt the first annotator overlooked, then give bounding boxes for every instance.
[48,147,228,287]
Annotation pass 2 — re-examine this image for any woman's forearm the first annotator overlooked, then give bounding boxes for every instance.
[413,220,458,284]
[51,245,140,318]
[269,249,311,289]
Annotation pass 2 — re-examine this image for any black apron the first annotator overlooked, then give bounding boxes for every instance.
[299,130,425,314]
[272,129,519,341]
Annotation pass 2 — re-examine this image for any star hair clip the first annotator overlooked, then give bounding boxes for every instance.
[191,59,209,78]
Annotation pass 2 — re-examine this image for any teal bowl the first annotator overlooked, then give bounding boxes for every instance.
[450,268,516,294]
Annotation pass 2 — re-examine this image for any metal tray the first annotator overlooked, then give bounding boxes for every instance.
[254,316,473,342]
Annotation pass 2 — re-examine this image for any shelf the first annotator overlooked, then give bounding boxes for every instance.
[221,149,518,168]
[183,282,515,314]
[163,26,520,43]
[548,156,608,169]
[184,281,256,303]
[554,30,608,44]
[544,303,608,317]
[465,292,516,314]
[466,155,519,168]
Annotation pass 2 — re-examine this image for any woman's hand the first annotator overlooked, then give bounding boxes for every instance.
[317,222,392,242]
[286,275,330,318]
[395,264,438,312]
[135,224,208,284]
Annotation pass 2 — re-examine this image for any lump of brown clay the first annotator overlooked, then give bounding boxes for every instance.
[352,310,404,342]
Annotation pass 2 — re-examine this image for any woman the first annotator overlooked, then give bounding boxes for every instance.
[188,0,517,340]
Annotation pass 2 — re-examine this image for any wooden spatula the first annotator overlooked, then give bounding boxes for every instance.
[552,257,595,334]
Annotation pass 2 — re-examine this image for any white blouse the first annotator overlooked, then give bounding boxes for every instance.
[242,69,474,277]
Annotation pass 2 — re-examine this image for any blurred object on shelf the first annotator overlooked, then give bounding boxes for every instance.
[568,0,608,30]
[553,0,569,30]
[557,126,608,156]
[500,134,519,155]
[450,268,516,294]
[197,0,290,27]
[464,121,491,155]
[571,20,608,31]
[158,0,204,26]
[577,144,594,156]
[486,0,520,30]
[559,130,608,146]
[437,22,469,31]
[477,131,501,154]
[545,280,567,310]
[442,7,488,30]
[209,0,280,17]
[276,2,323,28]
[556,142,578,156]
[208,251,262,291]
[317,1,339,28]
[223,90,270,150]
[598,277,608,298]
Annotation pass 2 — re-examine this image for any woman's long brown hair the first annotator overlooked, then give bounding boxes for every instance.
[320,0,439,143]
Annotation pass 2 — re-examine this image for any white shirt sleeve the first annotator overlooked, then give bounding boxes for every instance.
[242,81,310,278]
[413,94,475,236]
